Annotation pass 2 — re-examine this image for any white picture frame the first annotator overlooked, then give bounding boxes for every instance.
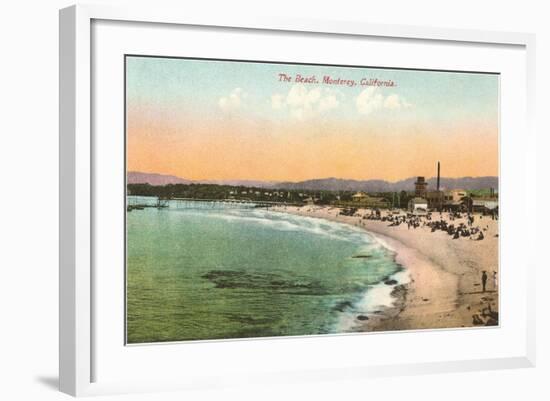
[59,4,536,397]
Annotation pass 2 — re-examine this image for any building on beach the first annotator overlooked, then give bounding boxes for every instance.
[425,190,444,210]
[466,198,499,214]
[426,189,468,211]
[349,192,389,208]
[420,161,445,209]
[446,189,468,203]
[412,163,473,211]
[443,189,469,211]
[414,177,428,197]
[473,199,498,212]
[408,197,428,214]
[410,162,497,213]
[351,192,368,201]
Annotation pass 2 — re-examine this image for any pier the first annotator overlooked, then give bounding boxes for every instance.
[127,196,300,211]
[170,198,289,209]
[127,196,169,212]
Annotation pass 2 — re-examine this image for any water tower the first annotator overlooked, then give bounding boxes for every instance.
[414,176,427,197]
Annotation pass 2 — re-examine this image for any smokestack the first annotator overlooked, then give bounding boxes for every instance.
[437,161,440,192]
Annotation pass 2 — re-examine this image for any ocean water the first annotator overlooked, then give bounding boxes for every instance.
[126,197,407,343]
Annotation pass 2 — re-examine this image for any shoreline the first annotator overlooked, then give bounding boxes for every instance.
[270,205,499,332]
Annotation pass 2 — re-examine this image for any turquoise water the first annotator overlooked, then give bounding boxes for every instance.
[126,197,404,343]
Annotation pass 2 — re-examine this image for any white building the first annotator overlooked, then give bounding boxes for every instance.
[408,197,428,214]
[351,192,368,201]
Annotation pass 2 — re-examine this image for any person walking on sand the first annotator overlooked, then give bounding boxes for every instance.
[481,271,488,292]
[493,271,498,290]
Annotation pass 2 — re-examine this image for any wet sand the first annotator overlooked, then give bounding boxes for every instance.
[271,205,499,332]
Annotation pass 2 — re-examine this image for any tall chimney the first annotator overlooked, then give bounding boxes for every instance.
[437,161,440,192]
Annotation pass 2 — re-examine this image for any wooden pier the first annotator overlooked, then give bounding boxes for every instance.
[127,196,169,212]
[127,196,300,211]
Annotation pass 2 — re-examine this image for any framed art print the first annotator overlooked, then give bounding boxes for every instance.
[124,55,500,344]
[60,4,536,396]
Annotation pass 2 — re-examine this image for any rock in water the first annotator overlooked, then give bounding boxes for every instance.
[333,300,353,312]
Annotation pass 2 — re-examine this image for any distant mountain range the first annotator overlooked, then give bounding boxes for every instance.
[274,176,499,192]
[127,171,498,192]
[127,171,192,185]
[127,172,276,188]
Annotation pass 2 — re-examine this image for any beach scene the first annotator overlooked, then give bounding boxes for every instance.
[125,56,499,344]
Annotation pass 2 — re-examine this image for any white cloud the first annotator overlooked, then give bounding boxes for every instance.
[318,93,339,113]
[271,94,285,110]
[384,94,412,110]
[219,88,247,113]
[286,85,321,109]
[384,94,401,110]
[272,84,341,120]
[356,88,411,115]
[356,87,384,115]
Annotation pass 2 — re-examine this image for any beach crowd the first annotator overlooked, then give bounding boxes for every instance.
[362,209,493,241]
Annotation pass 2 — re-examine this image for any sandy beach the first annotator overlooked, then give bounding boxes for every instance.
[271,205,499,332]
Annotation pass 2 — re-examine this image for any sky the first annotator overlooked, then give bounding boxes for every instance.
[126,56,499,182]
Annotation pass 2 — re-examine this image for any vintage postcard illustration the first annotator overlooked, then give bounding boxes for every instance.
[125,56,499,343]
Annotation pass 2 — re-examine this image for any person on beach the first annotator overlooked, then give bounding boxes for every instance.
[493,271,498,290]
[481,271,488,292]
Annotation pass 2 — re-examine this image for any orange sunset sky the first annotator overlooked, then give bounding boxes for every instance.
[126,57,499,182]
